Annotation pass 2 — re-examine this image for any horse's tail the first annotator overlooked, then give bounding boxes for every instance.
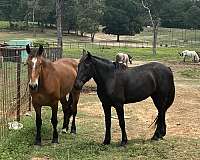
[149,67,175,129]
[148,116,158,128]
[127,54,132,64]
[165,67,175,109]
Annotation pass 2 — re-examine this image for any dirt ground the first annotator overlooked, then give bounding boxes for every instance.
[78,61,200,141]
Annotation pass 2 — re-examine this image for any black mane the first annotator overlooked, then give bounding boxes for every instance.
[92,55,127,70]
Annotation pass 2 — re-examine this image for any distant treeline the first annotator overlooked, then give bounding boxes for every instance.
[0,0,200,41]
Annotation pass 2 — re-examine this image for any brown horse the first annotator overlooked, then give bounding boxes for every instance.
[26,44,80,145]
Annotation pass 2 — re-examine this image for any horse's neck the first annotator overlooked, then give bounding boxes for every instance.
[93,58,115,86]
[40,59,55,86]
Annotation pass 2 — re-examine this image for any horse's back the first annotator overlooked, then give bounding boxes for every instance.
[121,62,174,103]
[52,58,79,98]
[54,58,78,69]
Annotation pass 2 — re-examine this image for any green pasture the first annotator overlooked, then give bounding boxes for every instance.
[0,21,9,29]
[63,46,183,62]
[0,94,200,160]
[1,20,200,48]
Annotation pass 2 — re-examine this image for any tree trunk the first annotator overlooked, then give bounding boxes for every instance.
[117,35,120,42]
[56,0,63,57]
[91,33,95,42]
[152,24,158,55]
[25,17,29,30]
[40,21,44,33]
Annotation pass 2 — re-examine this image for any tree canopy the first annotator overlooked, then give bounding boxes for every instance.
[102,0,143,41]
[0,0,200,39]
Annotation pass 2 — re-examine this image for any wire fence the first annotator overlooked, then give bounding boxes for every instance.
[0,47,61,139]
[48,40,200,51]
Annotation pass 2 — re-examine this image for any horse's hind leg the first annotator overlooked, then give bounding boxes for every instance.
[60,94,73,133]
[151,94,168,140]
[70,89,80,134]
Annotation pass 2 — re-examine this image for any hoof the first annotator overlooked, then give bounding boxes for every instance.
[52,138,59,144]
[103,140,110,145]
[151,135,163,141]
[70,129,76,134]
[34,141,42,146]
[61,128,68,134]
[120,140,127,147]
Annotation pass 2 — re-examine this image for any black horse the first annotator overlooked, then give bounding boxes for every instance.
[74,51,175,146]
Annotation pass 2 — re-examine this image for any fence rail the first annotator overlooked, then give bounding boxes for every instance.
[0,46,61,139]
[48,40,200,51]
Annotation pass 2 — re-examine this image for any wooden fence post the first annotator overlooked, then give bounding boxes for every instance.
[16,50,21,121]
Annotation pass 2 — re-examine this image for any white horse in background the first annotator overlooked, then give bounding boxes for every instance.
[115,52,132,67]
[179,50,200,63]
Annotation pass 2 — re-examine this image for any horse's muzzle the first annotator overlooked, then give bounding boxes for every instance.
[29,83,38,92]
[74,80,84,90]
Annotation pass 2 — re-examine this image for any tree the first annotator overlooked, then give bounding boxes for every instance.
[34,0,55,32]
[185,5,200,29]
[141,0,170,54]
[56,0,64,55]
[63,0,78,34]
[77,0,103,42]
[102,0,143,42]
[160,0,192,28]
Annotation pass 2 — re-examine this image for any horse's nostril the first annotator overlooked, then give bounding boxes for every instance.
[29,84,38,90]
[74,80,83,90]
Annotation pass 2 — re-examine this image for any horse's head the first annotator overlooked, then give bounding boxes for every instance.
[74,50,94,90]
[26,44,44,92]
[178,51,183,57]
[128,54,132,64]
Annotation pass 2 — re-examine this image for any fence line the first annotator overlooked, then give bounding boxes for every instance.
[0,46,61,139]
[48,40,200,50]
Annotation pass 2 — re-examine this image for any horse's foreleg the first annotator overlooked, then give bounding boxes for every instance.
[34,106,42,145]
[70,89,80,134]
[183,56,186,62]
[102,104,111,145]
[115,104,127,146]
[51,104,59,143]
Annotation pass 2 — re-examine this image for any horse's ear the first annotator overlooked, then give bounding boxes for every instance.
[26,44,31,54]
[38,45,44,56]
[87,51,92,59]
[82,49,87,56]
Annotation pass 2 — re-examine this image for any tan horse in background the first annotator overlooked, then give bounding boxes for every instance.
[26,44,80,145]
[115,52,132,67]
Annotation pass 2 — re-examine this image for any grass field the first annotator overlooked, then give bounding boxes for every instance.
[1,88,200,160]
